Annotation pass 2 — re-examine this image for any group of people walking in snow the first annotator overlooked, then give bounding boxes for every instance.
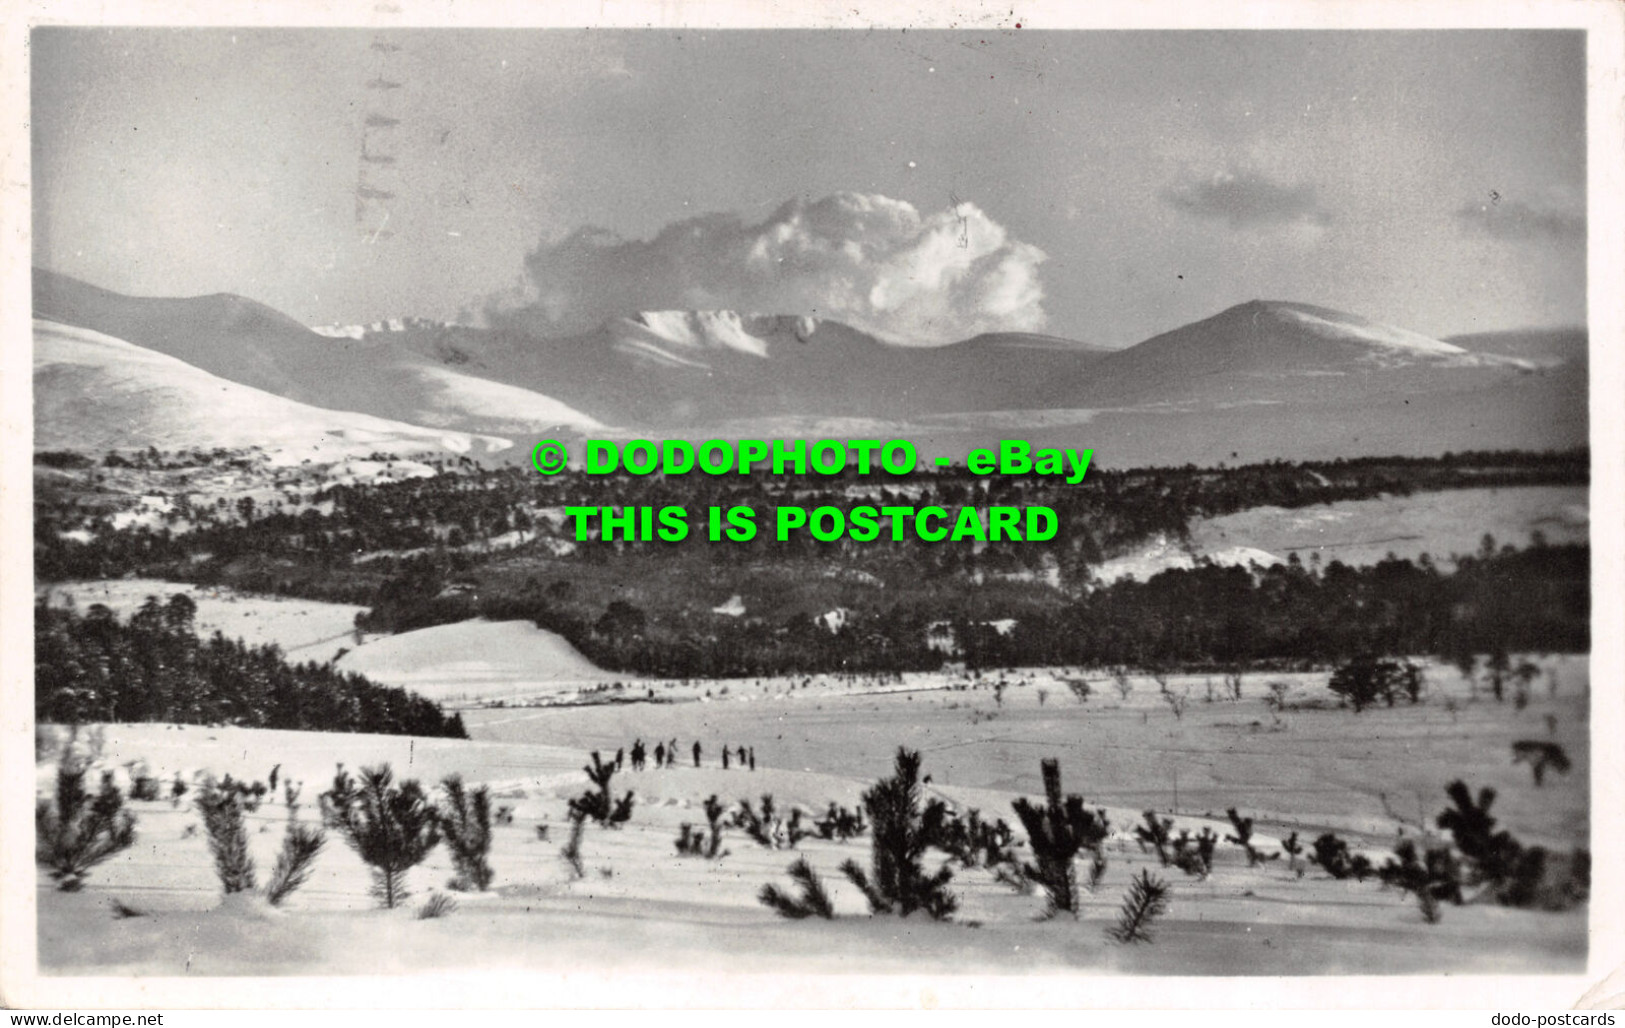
[619,739,755,772]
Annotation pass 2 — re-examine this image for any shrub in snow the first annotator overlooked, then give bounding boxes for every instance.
[196,777,257,894]
[437,774,495,892]
[734,794,781,848]
[1310,832,1355,879]
[1436,780,1587,909]
[1225,669,1244,702]
[1511,741,1572,788]
[1134,811,1174,866]
[675,795,729,859]
[1009,758,1110,918]
[1172,827,1218,879]
[1281,831,1303,872]
[1225,808,1278,867]
[1436,782,1520,888]
[759,857,836,919]
[127,762,161,802]
[36,758,136,891]
[1162,688,1189,720]
[568,751,634,827]
[1105,870,1170,944]
[839,747,957,921]
[1110,667,1133,701]
[813,803,867,841]
[1379,838,1462,924]
[416,892,457,920]
[938,806,1017,870]
[319,764,440,909]
[785,807,814,847]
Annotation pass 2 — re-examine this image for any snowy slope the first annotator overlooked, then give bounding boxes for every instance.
[34,269,602,440]
[33,319,511,461]
[335,619,618,702]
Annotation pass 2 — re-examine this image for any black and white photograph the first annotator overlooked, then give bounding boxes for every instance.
[4,0,1621,1008]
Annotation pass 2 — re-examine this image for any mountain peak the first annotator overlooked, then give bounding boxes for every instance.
[1198,299,1471,359]
[614,310,826,358]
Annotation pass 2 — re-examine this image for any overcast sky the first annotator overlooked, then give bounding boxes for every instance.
[32,28,1585,347]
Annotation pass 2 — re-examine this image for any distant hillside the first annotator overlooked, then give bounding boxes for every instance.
[1446,327,1589,368]
[33,319,509,460]
[34,269,602,439]
[33,269,1587,465]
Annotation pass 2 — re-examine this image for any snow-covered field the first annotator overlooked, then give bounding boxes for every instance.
[1098,485,1587,582]
[1189,485,1588,569]
[334,619,621,702]
[33,656,1589,979]
[37,580,367,661]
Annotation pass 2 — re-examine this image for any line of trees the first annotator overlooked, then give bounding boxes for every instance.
[34,595,466,738]
[34,448,1586,588]
[360,540,1586,678]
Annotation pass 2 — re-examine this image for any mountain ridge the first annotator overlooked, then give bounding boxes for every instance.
[32,268,1587,465]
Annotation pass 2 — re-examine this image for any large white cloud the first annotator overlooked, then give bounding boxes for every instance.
[493,192,1048,346]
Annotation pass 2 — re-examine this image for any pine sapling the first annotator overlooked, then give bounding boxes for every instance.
[1379,838,1463,922]
[1281,831,1303,872]
[437,774,495,892]
[839,747,957,920]
[569,751,635,827]
[196,776,257,894]
[265,822,326,907]
[1310,832,1354,879]
[36,760,137,892]
[1225,808,1278,867]
[127,762,160,802]
[676,795,730,858]
[1511,741,1572,788]
[1171,827,1218,879]
[1437,781,1522,887]
[785,808,813,847]
[758,857,836,919]
[1009,758,1110,918]
[1105,869,1171,944]
[1134,810,1174,866]
[319,764,440,909]
[735,794,781,848]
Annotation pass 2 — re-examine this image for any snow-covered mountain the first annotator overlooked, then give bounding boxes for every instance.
[311,317,455,340]
[1036,300,1536,407]
[33,269,603,440]
[32,269,1586,465]
[33,319,509,461]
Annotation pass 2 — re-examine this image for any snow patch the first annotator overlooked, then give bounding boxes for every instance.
[629,310,770,357]
[1273,307,1467,358]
